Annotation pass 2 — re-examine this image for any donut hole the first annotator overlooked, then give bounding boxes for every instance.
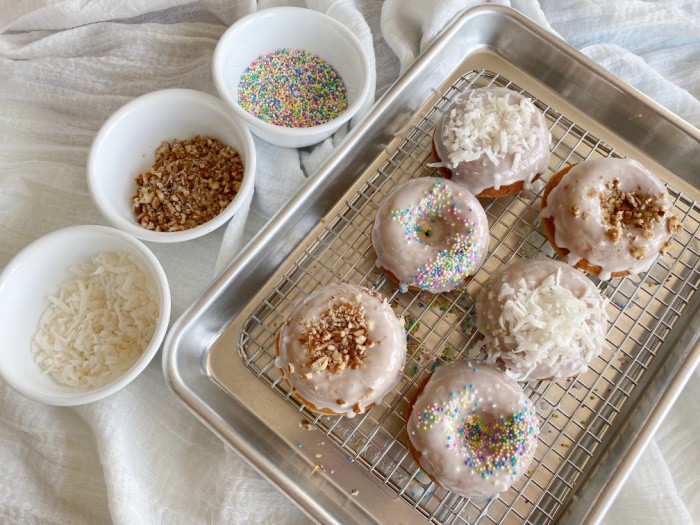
[459,411,533,476]
[462,412,499,453]
[416,215,453,244]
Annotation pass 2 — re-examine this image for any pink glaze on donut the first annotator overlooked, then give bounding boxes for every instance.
[540,158,679,279]
[476,257,608,381]
[372,178,489,293]
[407,361,539,498]
[277,283,406,417]
[432,87,551,195]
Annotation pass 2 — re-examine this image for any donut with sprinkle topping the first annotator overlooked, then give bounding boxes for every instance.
[372,177,489,293]
[406,361,539,498]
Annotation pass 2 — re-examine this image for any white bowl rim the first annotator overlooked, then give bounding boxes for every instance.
[0,224,172,406]
[87,88,256,244]
[212,6,372,138]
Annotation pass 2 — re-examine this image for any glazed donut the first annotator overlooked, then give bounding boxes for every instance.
[406,361,539,498]
[371,177,489,293]
[540,158,681,279]
[476,257,608,381]
[431,87,551,197]
[276,283,406,417]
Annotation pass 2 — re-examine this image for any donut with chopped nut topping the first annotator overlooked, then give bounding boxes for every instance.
[431,87,551,197]
[276,283,406,417]
[540,158,680,279]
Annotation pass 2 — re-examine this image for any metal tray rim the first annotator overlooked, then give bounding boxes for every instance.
[163,5,700,524]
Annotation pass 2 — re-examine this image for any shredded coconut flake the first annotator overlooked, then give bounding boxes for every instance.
[442,92,536,169]
[488,270,604,371]
[31,251,158,389]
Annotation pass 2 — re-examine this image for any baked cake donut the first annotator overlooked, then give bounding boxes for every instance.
[371,177,489,293]
[406,361,539,498]
[276,283,406,417]
[431,87,551,197]
[476,257,608,381]
[540,157,681,279]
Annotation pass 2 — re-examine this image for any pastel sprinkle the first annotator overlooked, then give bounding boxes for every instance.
[415,388,538,481]
[391,180,482,290]
[237,48,348,127]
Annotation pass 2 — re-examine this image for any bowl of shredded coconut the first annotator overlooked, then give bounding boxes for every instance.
[0,225,170,406]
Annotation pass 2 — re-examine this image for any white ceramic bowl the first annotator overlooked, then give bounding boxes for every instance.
[87,89,256,243]
[212,7,372,148]
[0,225,171,406]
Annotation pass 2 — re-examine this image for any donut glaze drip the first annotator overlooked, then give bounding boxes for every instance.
[476,257,608,381]
[277,283,406,417]
[433,87,551,195]
[372,178,489,293]
[540,158,677,279]
[407,362,539,497]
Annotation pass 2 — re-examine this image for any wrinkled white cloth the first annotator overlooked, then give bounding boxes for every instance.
[0,1,698,524]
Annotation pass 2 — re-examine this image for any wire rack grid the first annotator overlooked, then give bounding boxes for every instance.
[236,70,700,524]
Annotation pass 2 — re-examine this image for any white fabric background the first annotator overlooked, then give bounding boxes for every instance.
[1,1,698,523]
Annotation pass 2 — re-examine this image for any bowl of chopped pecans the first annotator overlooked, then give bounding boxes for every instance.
[87,89,256,243]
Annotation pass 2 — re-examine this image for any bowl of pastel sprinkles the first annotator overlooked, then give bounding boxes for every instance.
[213,7,372,148]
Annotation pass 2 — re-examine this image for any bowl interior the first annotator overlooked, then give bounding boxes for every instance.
[218,9,367,126]
[89,90,255,242]
[0,226,168,405]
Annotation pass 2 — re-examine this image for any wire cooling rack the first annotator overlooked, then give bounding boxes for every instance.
[237,70,700,524]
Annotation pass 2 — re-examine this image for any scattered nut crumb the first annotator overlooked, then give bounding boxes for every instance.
[353,401,366,414]
[350,489,359,497]
[631,245,648,260]
[605,228,620,242]
[299,419,314,431]
[668,214,682,234]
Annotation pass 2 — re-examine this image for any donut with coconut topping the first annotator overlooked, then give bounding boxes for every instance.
[276,283,406,417]
[372,177,489,293]
[540,158,681,279]
[406,361,539,498]
[476,257,608,381]
[431,87,551,197]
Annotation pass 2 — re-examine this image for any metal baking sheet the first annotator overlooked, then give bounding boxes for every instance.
[163,6,700,525]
